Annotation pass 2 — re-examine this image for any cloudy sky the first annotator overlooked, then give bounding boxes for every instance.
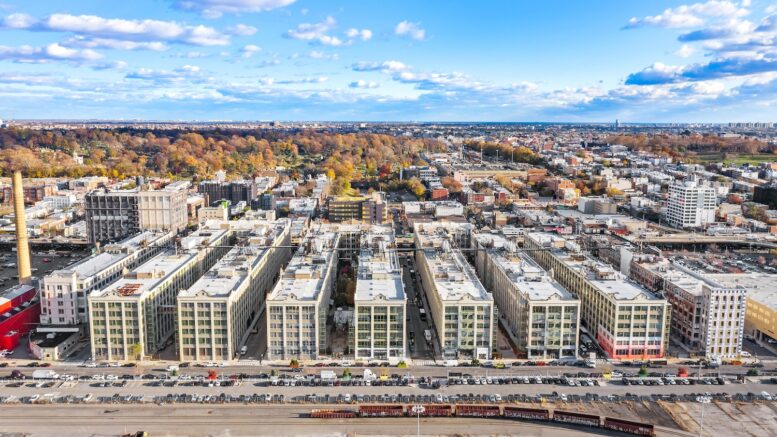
[0,0,775,122]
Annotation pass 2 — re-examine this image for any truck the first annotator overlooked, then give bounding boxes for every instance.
[424,329,432,342]
[32,370,59,379]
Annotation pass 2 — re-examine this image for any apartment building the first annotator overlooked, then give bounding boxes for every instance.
[631,259,746,359]
[473,231,580,360]
[414,224,494,360]
[666,177,717,229]
[41,230,174,327]
[178,219,291,361]
[198,180,257,205]
[137,188,188,234]
[525,232,671,360]
[704,273,776,344]
[327,192,387,224]
[353,226,406,360]
[88,251,201,361]
[266,226,340,360]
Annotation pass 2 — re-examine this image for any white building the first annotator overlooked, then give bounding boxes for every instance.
[473,231,580,360]
[353,226,406,361]
[41,230,174,327]
[414,223,494,360]
[266,225,340,360]
[666,177,717,228]
[178,219,292,361]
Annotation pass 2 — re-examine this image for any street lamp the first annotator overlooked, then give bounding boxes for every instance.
[696,395,711,437]
[411,404,425,437]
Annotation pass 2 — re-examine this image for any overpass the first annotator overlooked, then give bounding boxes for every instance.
[627,233,777,249]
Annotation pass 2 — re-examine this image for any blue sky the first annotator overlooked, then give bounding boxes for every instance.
[0,0,775,121]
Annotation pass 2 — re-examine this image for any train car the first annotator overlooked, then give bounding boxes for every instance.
[455,405,501,418]
[418,404,453,417]
[358,405,405,417]
[503,406,551,421]
[552,410,601,427]
[603,417,656,436]
[310,409,357,419]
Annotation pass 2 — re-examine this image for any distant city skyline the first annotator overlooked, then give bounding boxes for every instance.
[0,0,775,122]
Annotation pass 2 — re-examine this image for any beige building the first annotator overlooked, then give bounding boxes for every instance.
[473,231,580,360]
[266,225,340,360]
[178,219,292,361]
[138,187,188,233]
[706,274,777,344]
[414,223,494,360]
[525,232,671,360]
[353,226,406,361]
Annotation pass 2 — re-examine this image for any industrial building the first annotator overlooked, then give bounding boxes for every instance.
[327,193,387,224]
[352,226,406,360]
[266,225,340,360]
[414,223,494,360]
[177,219,291,361]
[473,231,580,360]
[631,259,747,359]
[524,232,671,360]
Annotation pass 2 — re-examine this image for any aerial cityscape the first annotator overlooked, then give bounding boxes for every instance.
[1,1,777,437]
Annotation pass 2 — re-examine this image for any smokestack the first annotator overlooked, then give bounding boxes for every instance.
[12,171,31,284]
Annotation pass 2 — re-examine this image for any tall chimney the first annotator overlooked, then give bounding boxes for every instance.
[12,171,31,284]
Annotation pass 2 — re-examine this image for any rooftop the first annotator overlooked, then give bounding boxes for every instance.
[267,226,339,302]
[355,226,404,302]
[708,273,777,307]
[90,250,197,300]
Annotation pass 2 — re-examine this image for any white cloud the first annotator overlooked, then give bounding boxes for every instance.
[395,21,425,40]
[352,60,409,72]
[345,28,372,41]
[625,1,749,28]
[0,43,102,63]
[66,36,168,51]
[241,44,261,58]
[308,50,338,60]
[3,13,230,47]
[226,24,258,36]
[2,12,36,29]
[350,79,379,89]
[676,43,696,57]
[126,64,204,84]
[172,0,297,19]
[91,60,128,71]
[285,16,343,46]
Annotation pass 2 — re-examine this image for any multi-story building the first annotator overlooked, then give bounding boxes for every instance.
[353,226,406,360]
[327,193,387,224]
[666,177,717,229]
[525,232,671,360]
[473,231,580,360]
[414,223,494,360]
[137,187,188,234]
[85,189,139,244]
[87,226,232,361]
[631,259,746,359]
[86,185,189,244]
[265,226,340,360]
[88,251,202,361]
[199,180,257,205]
[178,219,291,361]
[753,183,777,209]
[41,230,174,327]
[704,273,776,344]
[2,182,57,205]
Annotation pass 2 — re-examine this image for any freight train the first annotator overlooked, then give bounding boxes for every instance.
[309,404,655,436]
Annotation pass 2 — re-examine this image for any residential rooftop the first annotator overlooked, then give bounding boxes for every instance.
[266,226,339,302]
[355,226,404,302]
[90,250,197,300]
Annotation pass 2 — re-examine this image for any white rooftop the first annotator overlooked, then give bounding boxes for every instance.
[708,273,777,307]
[355,226,404,302]
[267,226,339,302]
[90,250,197,300]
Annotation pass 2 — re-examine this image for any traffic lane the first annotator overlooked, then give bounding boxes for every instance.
[1,379,774,398]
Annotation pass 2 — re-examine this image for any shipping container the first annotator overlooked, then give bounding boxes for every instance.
[455,405,500,417]
[504,406,551,421]
[603,417,656,436]
[552,410,601,427]
[358,405,404,417]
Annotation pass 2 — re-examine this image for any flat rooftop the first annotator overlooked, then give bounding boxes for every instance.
[180,222,289,299]
[47,231,170,280]
[527,232,662,302]
[708,273,777,308]
[90,250,197,300]
[180,227,229,251]
[355,226,404,302]
[267,227,339,302]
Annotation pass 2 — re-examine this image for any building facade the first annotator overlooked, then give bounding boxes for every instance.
[265,226,340,360]
[666,178,717,229]
[327,193,387,224]
[85,189,139,244]
[525,233,671,360]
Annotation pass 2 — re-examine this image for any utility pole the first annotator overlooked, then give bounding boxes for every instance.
[697,395,711,437]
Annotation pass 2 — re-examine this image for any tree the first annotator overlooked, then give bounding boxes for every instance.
[289,359,300,369]
[129,343,142,361]
[747,368,759,377]
[342,368,352,378]
[638,365,648,377]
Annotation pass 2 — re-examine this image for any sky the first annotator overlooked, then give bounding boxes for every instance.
[0,0,775,122]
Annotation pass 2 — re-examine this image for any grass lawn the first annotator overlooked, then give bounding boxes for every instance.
[694,153,777,165]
